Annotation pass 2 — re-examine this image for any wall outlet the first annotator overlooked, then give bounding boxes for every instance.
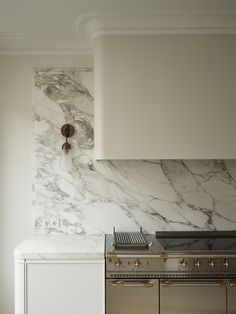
[43,217,61,229]
[35,217,61,231]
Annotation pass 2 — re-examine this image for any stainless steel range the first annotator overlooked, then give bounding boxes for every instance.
[106,229,236,314]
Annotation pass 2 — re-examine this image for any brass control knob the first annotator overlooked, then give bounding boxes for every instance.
[179,259,187,269]
[114,259,122,268]
[133,259,141,268]
[194,259,201,269]
[208,258,215,268]
[223,259,229,269]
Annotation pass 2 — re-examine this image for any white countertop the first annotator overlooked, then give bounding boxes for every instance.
[14,234,105,260]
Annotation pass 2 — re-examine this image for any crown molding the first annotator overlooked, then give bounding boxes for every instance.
[0,36,93,55]
[75,11,236,40]
[0,50,93,55]
[1,11,236,53]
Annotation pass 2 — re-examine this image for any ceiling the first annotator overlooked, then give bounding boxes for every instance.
[0,0,235,52]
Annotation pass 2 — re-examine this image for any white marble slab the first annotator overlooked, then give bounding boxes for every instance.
[14,234,105,259]
[32,68,236,235]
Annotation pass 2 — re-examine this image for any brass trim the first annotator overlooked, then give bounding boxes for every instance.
[218,280,228,288]
[161,280,229,288]
[106,252,117,260]
[143,282,154,288]
[113,281,124,288]
[112,280,154,288]
[161,281,173,288]
[160,253,168,263]
[228,281,236,288]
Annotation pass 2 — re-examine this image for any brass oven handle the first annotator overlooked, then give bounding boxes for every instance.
[161,280,228,288]
[112,280,154,288]
[228,281,236,288]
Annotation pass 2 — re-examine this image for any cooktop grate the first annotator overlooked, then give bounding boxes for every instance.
[113,227,149,250]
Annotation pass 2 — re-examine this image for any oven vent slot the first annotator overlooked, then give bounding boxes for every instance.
[107,272,236,279]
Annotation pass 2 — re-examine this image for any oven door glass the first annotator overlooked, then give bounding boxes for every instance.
[160,279,226,314]
[106,279,159,314]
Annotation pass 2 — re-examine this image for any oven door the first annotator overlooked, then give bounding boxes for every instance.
[160,279,226,314]
[106,279,159,314]
[228,280,236,314]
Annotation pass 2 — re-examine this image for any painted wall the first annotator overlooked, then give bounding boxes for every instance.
[33,68,236,236]
[1,53,236,314]
[0,55,93,314]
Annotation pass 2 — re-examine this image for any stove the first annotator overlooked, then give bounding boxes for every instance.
[106,229,236,279]
[106,229,236,314]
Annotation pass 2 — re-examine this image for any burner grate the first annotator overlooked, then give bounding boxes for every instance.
[114,228,149,250]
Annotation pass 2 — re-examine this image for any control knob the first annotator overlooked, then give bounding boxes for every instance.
[223,259,229,269]
[133,259,141,268]
[179,259,187,269]
[194,259,201,269]
[208,258,214,268]
[114,259,122,268]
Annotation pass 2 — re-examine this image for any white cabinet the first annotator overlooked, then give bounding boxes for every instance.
[15,259,104,314]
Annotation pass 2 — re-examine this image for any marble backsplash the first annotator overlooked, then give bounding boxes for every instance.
[33,68,236,234]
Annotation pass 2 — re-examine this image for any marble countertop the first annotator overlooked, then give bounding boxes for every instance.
[14,234,105,260]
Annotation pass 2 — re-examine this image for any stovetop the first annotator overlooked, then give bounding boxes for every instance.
[106,230,236,255]
[106,230,236,278]
[156,231,236,253]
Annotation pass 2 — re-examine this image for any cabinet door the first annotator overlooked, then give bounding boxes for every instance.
[160,280,226,314]
[228,286,236,314]
[106,279,159,314]
[26,261,104,314]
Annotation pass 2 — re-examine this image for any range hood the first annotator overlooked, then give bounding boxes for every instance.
[76,12,236,159]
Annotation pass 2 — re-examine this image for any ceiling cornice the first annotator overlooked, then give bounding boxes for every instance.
[0,36,93,55]
[1,11,236,54]
[75,11,236,41]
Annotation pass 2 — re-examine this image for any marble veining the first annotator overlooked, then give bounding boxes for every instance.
[33,68,236,235]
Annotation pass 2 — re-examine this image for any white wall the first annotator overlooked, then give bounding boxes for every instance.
[0,54,93,314]
[94,35,236,159]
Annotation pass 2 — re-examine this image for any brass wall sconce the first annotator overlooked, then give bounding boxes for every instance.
[61,124,75,151]
[60,124,75,171]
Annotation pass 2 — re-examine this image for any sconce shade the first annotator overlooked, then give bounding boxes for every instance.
[60,148,72,171]
[62,141,71,151]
